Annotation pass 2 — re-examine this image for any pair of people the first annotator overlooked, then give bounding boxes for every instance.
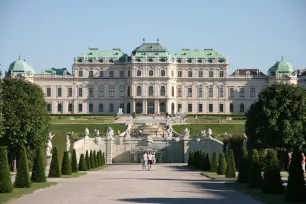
[142,152,153,170]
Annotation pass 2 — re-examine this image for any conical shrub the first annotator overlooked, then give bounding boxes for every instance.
[217,153,227,175]
[93,151,98,168]
[261,149,283,194]
[90,150,95,169]
[85,150,91,170]
[31,147,46,182]
[205,153,212,171]
[248,149,262,188]
[189,151,194,166]
[71,149,78,173]
[226,150,236,178]
[99,151,103,166]
[0,147,13,193]
[78,154,87,171]
[48,147,61,178]
[102,152,105,165]
[200,152,206,170]
[210,152,218,172]
[61,151,72,175]
[237,147,249,183]
[285,151,306,202]
[97,151,101,167]
[188,151,192,166]
[14,147,31,188]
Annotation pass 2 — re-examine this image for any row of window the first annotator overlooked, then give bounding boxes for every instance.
[47,103,123,113]
[182,103,245,113]
[179,87,256,98]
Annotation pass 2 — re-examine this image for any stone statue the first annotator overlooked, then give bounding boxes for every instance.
[66,134,71,152]
[226,134,232,155]
[208,128,212,137]
[196,138,201,143]
[174,137,180,142]
[117,108,123,116]
[184,128,190,137]
[107,127,114,139]
[146,136,153,143]
[85,128,90,139]
[125,129,131,139]
[195,115,198,120]
[46,132,55,157]
[243,133,248,148]
[167,128,173,139]
[94,129,100,137]
[200,130,206,137]
[118,130,121,136]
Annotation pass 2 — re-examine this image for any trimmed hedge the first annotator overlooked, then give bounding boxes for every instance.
[93,151,98,168]
[226,150,236,178]
[78,154,87,171]
[71,149,78,173]
[102,152,105,165]
[217,153,227,175]
[0,147,13,193]
[48,147,61,178]
[61,151,72,175]
[14,147,31,188]
[210,152,218,173]
[248,149,262,188]
[31,147,46,182]
[223,134,244,168]
[205,153,211,171]
[237,147,249,183]
[90,150,95,169]
[85,150,91,170]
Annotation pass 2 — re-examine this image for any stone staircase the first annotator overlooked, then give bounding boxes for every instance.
[130,123,168,138]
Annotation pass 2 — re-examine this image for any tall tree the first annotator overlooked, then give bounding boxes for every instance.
[245,83,306,151]
[0,71,4,139]
[1,78,50,166]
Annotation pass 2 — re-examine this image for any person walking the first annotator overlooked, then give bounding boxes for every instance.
[148,152,153,171]
[142,152,148,170]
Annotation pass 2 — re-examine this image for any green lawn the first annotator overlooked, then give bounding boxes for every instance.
[0,182,57,204]
[51,116,116,124]
[50,124,126,163]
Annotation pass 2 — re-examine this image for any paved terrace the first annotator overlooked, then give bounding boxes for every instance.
[9,164,262,204]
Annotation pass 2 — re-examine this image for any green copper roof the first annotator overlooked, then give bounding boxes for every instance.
[268,58,294,75]
[131,43,171,57]
[43,68,71,75]
[8,58,35,74]
[81,48,126,58]
[175,49,223,58]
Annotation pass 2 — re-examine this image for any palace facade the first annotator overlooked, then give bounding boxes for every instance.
[5,42,298,115]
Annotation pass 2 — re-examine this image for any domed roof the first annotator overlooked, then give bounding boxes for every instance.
[268,57,294,75]
[8,57,35,74]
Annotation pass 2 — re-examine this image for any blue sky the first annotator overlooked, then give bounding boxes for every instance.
[0,0,305,74]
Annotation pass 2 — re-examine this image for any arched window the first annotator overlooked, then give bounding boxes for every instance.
[127,86,130,96]
[172,87,174,97]
[137,86,142,96]
[160,86,166,96]
[161,70,165,76]
[137,70,141,76]
[149,70,154,76]
[149,86,154,96]
[240,103,245,113]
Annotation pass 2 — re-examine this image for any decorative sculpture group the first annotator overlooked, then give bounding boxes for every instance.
[66,134,71,152]
[167,128,173,140]
[106,127,114,139]
[125,129,131,139]
[126,115,133,123]
[85,128,90,139]
[146,135,153,143]
[183,128,190,139]
[117,108,123,116]
[47,132,55,157]
[145,120,159,126]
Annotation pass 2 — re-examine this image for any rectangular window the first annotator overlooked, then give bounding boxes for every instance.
[230,103,234,113]
[219,71,224,77]
[89,87,93,97]
[209,87,213,97]
[68,103,72,112]
[99,87,104,97]
[198,104,203,112]
[99,71,104,77]
[120,71,124,77]
[109,87,114,97]
[78,70,83,77]
[188,88,192,97]
[78,88,82,97]
[199,71,203,77]
[99,104,103,112]
[219,104,224,112]
[198,87,203,97]
[47,87,51,97]
[89,71,93,77]
[209,104,213,112]
[209,71,214,78]
[188,71,192,77]
[229,87,234,97]
[109,103,114,113]
[89,103,93,112]
[57,104,62,112]
[178,88,182,97]
[78,103,83,112]
[239,87,245,98]
[120,86,124,97]
[178,104,182,112]
[47,103,51,112]
[57,87,62,97]
[109,71,114,77]
[219,87,224,97]
[128,71,131,77]
[120,103,124,113]
[68,87,72,97]
[178,71,182,77]
[250,87,256,97]
[188,104,192,112]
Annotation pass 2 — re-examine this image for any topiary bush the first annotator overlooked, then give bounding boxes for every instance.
[31,147,46,182]
[78,154,87,171]
[14,147,31,188]
[200,151,206,170]
[71,149,78,173]
[261,149,283,194]
[0,147,13,193]
[285,151,306,202]
[188,151,193,166]
[85,150,91,170]
[205,153,211,171]
[226,150,236,178]
[93,151,98,168]
[90,150,95,169]
[61,151,72,175]
[248,149,262,188]
[102,152,105,165]
[98,151,102,166]
[210,152,218,173]
[48,147,61,178]
[217,153,227,175]
[237,147,249,183]
[223,134,244,168]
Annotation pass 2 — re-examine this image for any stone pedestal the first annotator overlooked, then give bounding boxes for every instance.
[106,138,113,164]
[183,139,189,163]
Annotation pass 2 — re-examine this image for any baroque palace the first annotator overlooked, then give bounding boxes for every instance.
[5,42,298,115]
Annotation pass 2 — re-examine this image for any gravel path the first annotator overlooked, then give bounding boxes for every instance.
[9,164,263,204]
